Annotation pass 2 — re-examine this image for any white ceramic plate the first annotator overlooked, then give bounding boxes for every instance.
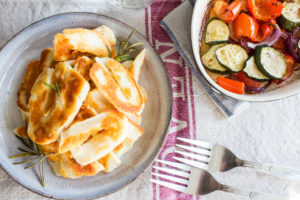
[0,12,173,199]
[191,0,300,101]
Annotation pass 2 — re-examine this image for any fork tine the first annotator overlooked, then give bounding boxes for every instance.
[150,179,187,193]
[176,144,211,156]
[155,159,191,171]
[152,172,189,185]
[177,137,212,149]
[153,166,190,178]
[174,156,209,170]
[174,150,210,163]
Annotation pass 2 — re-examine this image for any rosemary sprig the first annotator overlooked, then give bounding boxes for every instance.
[43,80,60,96]
[115,28,143,62]
[105,45,112,58]
[10,136,54,187]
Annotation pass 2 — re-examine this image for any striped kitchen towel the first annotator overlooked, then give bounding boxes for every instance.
[160,0,249,117]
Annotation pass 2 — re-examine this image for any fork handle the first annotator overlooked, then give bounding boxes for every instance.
[221,185,286,200]
[241,160,300,182]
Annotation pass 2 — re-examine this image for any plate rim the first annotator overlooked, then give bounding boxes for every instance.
[0,12,173,199]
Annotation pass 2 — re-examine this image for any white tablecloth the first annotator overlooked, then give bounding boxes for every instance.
[0,0,300,199]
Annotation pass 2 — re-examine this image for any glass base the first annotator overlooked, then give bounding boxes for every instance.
[107,0,154,9]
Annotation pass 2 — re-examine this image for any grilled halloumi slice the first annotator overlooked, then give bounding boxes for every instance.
[97,118,143,172]
[70,104,97,126]
[90,58,143,115]
[69,110,129,166]
[74,56,94,81]
[40,48,55,69]
[17,60,41,114]
[94,25,116,46]
[13,126,28,138]
[98,152,121,172]
[49,152,104,179]
[59,110,114,154]
[113,119,143,157]
[28,62,90,145]
[17,48,55,116]
[84,89,113,113]
[130,49,146,82]
[53,28,111,61]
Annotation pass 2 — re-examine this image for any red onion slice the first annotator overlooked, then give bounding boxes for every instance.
[245,81,271,94]
[247,24,281,49]
[286,27,300,62]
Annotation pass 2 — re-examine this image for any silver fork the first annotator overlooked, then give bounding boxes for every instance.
[151,159,285,200]
[174,137,300,182]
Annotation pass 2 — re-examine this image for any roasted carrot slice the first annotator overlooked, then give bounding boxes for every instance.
[217,76,245,94]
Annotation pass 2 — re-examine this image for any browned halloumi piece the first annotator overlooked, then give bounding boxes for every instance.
[97,118,143,172]
[40,48,55,69]
[98,152,121,172]
[59,110,128,155]
[27,62,90,145]
[58,109,111,154]
[40,141,60,162]
[53,28,111,61]
[84,89,113,113]
[70,104,97,126]
[90,58,143,115]
[13,126,28,138]
[49,152,104,179]
[17,60,41,113]
[17,48,55,114]
[94,25,116,46]
[69,110,129,166]
[130,49,146,82]
[74,56,94,81]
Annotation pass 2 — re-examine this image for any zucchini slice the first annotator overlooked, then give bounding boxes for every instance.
[215,44,248,72]
[244,56,270,81]
[205,18,230,45]
[254,46,287,79]
[278,2,300,31]
[201,43,228,73]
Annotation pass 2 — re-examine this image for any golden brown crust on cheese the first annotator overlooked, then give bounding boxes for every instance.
[40,48,55,69]
[53,28,111,61]
[71,104,97,126]
[84,89,113,113]
[50,152,104,178]
[90,59,143,114]
[17,60,41,112]
[65,152,102,177]
[13,126,28,138]
[28,62,89,144]
[17,48,56,113]
[74,56,94,81]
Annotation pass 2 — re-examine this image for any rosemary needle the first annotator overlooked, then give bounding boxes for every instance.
[43,81,61,96]
[10,136,54,187]
[115,28,143,62]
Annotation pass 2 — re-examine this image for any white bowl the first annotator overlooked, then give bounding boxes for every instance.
[191,0,300,101]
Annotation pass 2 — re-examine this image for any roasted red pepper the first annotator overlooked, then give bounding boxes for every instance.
[233,13,259,41]
[234,71,264,88]
[217,76,245,94]
[247,0,283,22]
[253,23,274,42]
[233,13,275,42]
[272,37,287,51]
[213,0,243,22]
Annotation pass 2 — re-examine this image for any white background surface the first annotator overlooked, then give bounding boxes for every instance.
[0,0,300,199]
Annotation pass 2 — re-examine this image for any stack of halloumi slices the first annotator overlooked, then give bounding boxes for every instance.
[14,25,147,178]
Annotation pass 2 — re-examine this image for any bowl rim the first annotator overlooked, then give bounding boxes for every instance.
[191,0,300,102]
[0,12,173,200]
